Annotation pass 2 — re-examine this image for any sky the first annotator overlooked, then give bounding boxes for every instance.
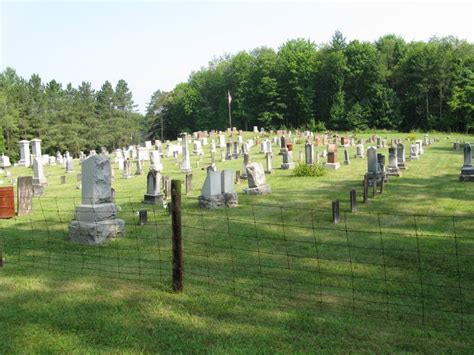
[1,0,473,113]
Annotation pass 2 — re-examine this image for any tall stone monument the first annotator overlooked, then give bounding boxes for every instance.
[18,140,31,167]
[460,143,474,181]
[386,147,400,176]
[69,155,125,245]
[31,138,42,158]
[181,133,192,173]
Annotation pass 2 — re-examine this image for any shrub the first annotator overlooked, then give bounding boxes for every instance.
[406,132,417,141]
[293,162,326,177]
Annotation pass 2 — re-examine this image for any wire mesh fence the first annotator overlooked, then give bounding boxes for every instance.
[0,195,473,331]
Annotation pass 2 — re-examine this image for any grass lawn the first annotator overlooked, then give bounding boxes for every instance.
[0,131,473,353]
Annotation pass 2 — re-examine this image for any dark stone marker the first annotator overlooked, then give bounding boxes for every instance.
[138,210,148,225]
[350,189,357,212]
[111,187,116,203]
[17,176,33,216]
[60,176,66,184]
[76,173,82,182]
[332,199,340,224]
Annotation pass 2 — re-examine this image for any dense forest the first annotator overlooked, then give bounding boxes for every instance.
[0,69,143,160]
[146,32,473,139]
[1,32,473,160]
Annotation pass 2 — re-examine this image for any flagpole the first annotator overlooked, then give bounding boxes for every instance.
[228,95,232,130]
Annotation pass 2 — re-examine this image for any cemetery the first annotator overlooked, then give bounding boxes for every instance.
[0,129,473,353]
[1,2,473,351]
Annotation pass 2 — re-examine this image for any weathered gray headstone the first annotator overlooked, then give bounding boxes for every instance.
[143,170,163,204]
[305,143,314,165]
[460,143,474,181]
[397,143,407,170]
[69,155,125,245]
[343,149,350,165]
[18,140,31,167]
[281,149,294,169]
[17,176,33,216]
[244,163,271,195]
[386,147,400,176]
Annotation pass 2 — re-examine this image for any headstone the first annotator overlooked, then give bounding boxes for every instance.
[225,142,232,160]
[232,141,239,159]
[265,153,273,174]
[143,170,163,204]
[397,143,407,170]
[65,158,75,173]
[386,147,400,176]
[32,157,47,196]
[416,140,424,154]
[356,144,364,158]
[31,138,42,158]
[343,149,350,165]
[366,146,384,186]
[410,144,419,160]
[325,144,340,170]
[244,163,271,195]
[69,155,125,244]
[219,134,226,148]
[460,143,474,181]
[135,159,143,175]
[305,143,314,165]
[18,140,31,167]
[60,175,66,184]
[16,176,33,216]
[122,160,132,178]
[0,154,11,168]
[180,133,192,173]
[185,173,193,195]
[241,153,250,178]
[149,150,163,172]
[281,149,294,169]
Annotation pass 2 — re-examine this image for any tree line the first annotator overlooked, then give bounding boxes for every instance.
[0,68,143,161]
[146,32,474,139]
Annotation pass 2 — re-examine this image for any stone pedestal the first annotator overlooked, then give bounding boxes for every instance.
[198,193,238,208]
[143,193,163,204]
[243,185,271,195]
[460,167,474,181]
[69,155,125,245]
[70,205,125,245]
[325,162,340,170]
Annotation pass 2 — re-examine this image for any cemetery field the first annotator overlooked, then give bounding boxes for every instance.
[1,131,474,353]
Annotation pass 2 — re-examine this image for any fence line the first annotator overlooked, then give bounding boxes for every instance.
[0,193,472,331]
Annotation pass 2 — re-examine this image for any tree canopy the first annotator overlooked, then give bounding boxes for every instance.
[146,33,474,138]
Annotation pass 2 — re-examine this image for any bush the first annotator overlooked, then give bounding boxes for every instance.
[406,132,417,141]
[293,162,326,177]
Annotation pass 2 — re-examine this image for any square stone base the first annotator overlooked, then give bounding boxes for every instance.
[386,168,401,177]
[69,219,125,245]
[32,184,44,197]
[244,184,271,195]
[198,193,238,208]
[460,167,474,181]
[143,193,164,205]
[74,203,118,222]
[325,162,340,170]
[281,163,295,169]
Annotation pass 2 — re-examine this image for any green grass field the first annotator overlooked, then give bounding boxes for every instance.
[1,131,473,353]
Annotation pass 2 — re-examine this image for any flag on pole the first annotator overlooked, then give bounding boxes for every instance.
[227,91,232,105]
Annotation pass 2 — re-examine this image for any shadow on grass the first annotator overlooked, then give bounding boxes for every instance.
[0,266,472,353]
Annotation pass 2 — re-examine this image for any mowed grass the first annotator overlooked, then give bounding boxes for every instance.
[0,131,473,353]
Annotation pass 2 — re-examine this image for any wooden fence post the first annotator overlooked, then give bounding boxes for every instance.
[171,180,183,292]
